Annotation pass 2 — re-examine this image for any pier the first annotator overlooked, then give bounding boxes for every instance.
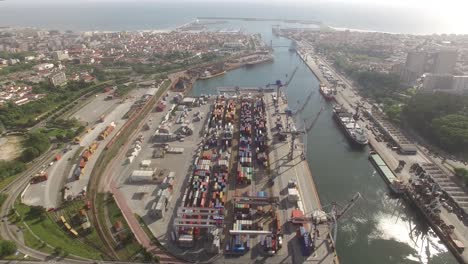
[197,17,322,25]
[216,87,338,263]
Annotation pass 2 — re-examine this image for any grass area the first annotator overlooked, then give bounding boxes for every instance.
[0,176,17,191]
[13,201,103,260]
[96,194,146,261]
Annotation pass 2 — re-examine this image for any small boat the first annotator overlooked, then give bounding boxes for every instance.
[318,83,335,101]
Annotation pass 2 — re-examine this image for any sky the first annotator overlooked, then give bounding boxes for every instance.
[1,0,466,10]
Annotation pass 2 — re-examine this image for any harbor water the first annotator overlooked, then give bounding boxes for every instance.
[189,21,458,264]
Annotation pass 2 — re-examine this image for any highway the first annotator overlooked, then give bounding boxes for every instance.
[0,149,81,262]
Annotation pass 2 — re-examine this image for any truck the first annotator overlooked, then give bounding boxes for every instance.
[166,147,184,154]
[31,171,48,184]
[156,101,167,112]
[297,226,314,256]
[287,180,300,202]
[263,235,277,255]
[98,122,116,140]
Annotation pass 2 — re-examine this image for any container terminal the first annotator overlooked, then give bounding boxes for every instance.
[117,81,366,264]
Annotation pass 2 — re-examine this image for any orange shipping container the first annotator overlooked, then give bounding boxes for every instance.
[79,158,87,168]
[82,151,91,161]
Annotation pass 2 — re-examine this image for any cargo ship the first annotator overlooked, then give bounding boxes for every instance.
[245,55,274,67]
[369,152,405,194]
[199,70,227,80]
[318,83,335,101]
[333,106,368,148]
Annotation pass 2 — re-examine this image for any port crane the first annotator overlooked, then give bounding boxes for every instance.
[291,192,362,243]
[266,66,299,106]
[278,106,323,160]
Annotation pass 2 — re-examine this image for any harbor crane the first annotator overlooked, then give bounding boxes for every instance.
[266,66,299,106]
[278,106,323,160]
[291,192,362,244]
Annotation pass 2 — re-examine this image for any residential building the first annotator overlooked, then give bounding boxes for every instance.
[422,74,453,92]
[49,72,67,87]
[452,76,468,93]
[432,50,457,74]
[52,50,69,61]
[33,63,54,71]
[405,51,426,74]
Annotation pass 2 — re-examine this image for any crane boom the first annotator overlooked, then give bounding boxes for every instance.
[330,192,362,242]
[335,192,362,221]
[291,90,314,117]
[305,106,324,132]
[285,66,299,86]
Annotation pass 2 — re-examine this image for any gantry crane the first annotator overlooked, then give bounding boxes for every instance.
[291,192,362,243]
[266,66,299,106]
[278,106,323,160]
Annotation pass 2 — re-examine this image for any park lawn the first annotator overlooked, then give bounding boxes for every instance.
[15,202,102,260]
[23,228,54,255]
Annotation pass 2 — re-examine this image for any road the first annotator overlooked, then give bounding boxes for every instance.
[0,149,89,263]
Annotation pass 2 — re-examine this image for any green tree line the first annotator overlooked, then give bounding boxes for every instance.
[402,92,468,154]
[0,80,106,129]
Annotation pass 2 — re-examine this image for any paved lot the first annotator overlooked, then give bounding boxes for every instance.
[110,94,212,239]
[22,87,157,209]
[73,91,120,125]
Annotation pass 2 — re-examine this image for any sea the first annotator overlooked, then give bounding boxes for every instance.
[0,1,466,35]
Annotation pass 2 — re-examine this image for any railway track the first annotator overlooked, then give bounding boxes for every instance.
[88,154,120,260]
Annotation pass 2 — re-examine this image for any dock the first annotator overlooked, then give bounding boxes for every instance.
[213,87,338,263]
[197,16,322,25]
[264,91,338,263]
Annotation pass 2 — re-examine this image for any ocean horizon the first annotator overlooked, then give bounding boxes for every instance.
[0,1,465,35]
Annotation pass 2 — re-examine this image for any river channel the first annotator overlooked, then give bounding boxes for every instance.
[188,21,457,264]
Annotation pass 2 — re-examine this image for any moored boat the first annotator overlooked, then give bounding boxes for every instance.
[332,105,368,148]
[199,70,227,80]
[318,83,335,101]
[369,152,405,194]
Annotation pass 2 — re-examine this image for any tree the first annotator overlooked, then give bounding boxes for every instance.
[454,167,468,177]
[431,114,468,152]
[454,168,468,186]
[53,246,63,255]
[21,147,40,162]
[0,240,17,257]
[26,206,46,221]
[402,92,468,155]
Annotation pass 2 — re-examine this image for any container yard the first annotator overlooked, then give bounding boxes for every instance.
[140,88,339,263]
